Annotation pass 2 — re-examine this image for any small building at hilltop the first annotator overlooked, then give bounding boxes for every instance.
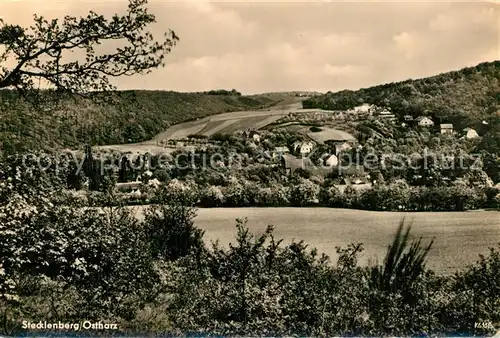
[416,116,434,127]
[463,128,480,139]
[440,123,454,135]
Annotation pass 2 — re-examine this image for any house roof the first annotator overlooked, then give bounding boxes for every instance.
[293,141,314,152]
[415,116,433,122]
[325,155,338,167]
[274,146,290,153]
[340,177,371,185]
[440,124,453,129]
[281,154,306,170]
[116,182,142,190]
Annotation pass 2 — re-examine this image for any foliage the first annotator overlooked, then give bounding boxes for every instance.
[303,61,500,131]
[369,219,434,294]
[164,218,499,337]
[0,160,499,336]
[204,89,242,96]
[289,179,319,206]
[0,177,158,324]
[0,0,178,100]
[0,90,278,153]
[319,185,343,207]
[144,194,204,262]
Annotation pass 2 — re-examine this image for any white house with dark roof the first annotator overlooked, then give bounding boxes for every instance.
[440,123,454,135]
[324,154,338,167]
[292,141,315,157]
[416,116,434,127]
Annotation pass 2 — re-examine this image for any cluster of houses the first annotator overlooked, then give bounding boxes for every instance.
[402,116,480,139]
[349,104,480,140]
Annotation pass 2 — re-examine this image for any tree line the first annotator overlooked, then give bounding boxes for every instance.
[0,156,499,336]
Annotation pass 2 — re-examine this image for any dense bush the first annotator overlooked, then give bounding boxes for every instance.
[163,219,499,336]
[0,159,499,336]
[289,179,320,206]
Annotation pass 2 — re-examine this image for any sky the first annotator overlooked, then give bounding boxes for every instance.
[0,0,499,94]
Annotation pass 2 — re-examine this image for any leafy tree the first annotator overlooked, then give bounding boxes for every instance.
[289,179,319,206]
[0,160,157,322]
[319,185,342,207]
[145,182,204,261]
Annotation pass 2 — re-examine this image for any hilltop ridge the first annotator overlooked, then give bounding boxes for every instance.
[303,61,500,129]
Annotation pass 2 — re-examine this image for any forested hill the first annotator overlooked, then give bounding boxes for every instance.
[303,61,500,128]
[0,90,279,154]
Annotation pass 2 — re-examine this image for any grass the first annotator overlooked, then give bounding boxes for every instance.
[131,207,500,275]
[306,127,356,143]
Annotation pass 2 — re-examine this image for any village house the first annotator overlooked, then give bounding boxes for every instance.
[403,115,414,122]
[440,123,454,135]
[281,154,309,175]
[243,130,261,142]
[335,177,372,193]
[353,103,375,114]
[293,141,315,157]
[378,109,397,123]
[281,154,333,176]
[463,128,479,139]
[415,116,434,127]
[324,154,338,167]
[263,146,290,160]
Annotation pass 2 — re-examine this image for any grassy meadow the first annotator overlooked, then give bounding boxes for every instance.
[132,207,500,275]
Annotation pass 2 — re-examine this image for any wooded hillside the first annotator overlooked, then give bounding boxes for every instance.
[0,90,278,153]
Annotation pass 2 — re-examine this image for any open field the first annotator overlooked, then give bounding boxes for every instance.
[95,99,305,154]
[153,102,301,140]
[307,127,357,143]
[131,207,500,275]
